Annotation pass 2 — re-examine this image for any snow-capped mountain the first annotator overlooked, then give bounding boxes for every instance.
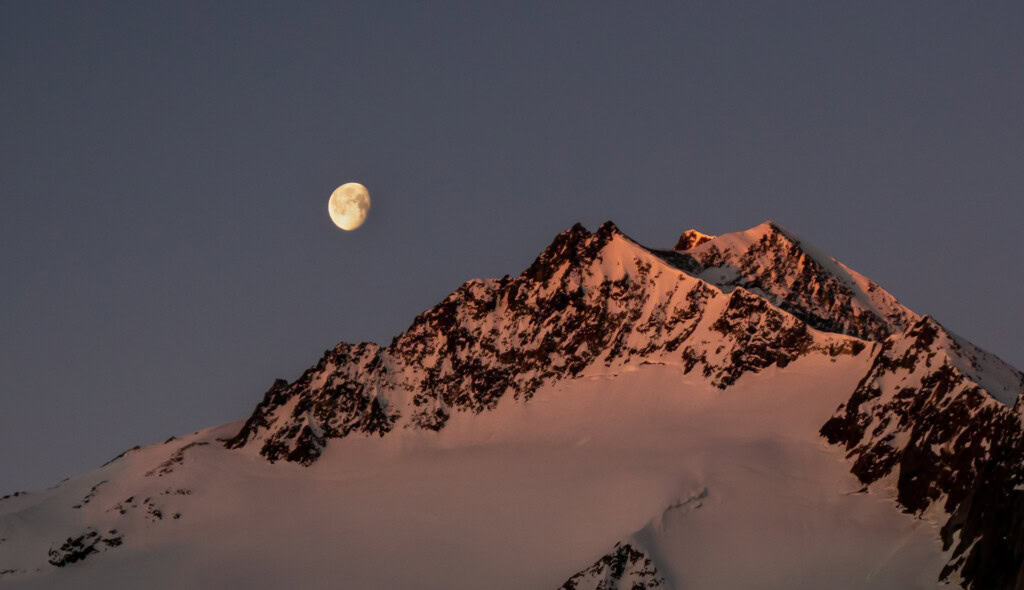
[1,221,1021,589]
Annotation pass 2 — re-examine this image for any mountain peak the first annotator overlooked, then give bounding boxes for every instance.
[228,217,880,462]
[669,221,917,340]
[522,221,627,284]
[753,218,790,234]
[597,220,621,236]
[674,229,715,250]
[732,220,807,251]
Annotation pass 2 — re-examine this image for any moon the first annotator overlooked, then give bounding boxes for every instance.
[328,182,371,231]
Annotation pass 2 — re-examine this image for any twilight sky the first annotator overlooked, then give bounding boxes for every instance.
[2,2,1022,494]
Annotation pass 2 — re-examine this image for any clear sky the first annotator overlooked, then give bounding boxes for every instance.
[2,2,1022,494]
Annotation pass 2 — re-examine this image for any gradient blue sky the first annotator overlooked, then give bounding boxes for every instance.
[3,2,1022,493]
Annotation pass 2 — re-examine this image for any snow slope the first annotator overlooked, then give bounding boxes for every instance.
[1,354,948,589]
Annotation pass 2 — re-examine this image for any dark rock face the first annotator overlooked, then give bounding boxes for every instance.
[559,542,666,590]
[707,288,814,386]
[821,316,1024,589]
[47,528,122,567]
[225,342,395,463]
[227,221,845,464]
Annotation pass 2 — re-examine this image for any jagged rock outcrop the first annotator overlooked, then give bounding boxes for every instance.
[47,528,123,567]
[559,542,666,590]
[821,316,1024,589]
[226,343,393,463]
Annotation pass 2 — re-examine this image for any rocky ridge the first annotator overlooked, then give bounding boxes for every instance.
[226,221,861,463]
[662,221,916,341]
[822,316,1024,589]
[220,220,1022,588]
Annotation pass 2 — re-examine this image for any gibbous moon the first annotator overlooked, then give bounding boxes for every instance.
[328,182,371,231]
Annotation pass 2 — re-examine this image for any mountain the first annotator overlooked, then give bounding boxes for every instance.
[1,220,1021,589]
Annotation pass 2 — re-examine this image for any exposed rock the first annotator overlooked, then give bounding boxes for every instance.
[106,494,171,523]
[47,528,123,567]
[559,542,666,590]
[821,316,1024,589]
[145,442,210,477]
[225,343,395,463]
